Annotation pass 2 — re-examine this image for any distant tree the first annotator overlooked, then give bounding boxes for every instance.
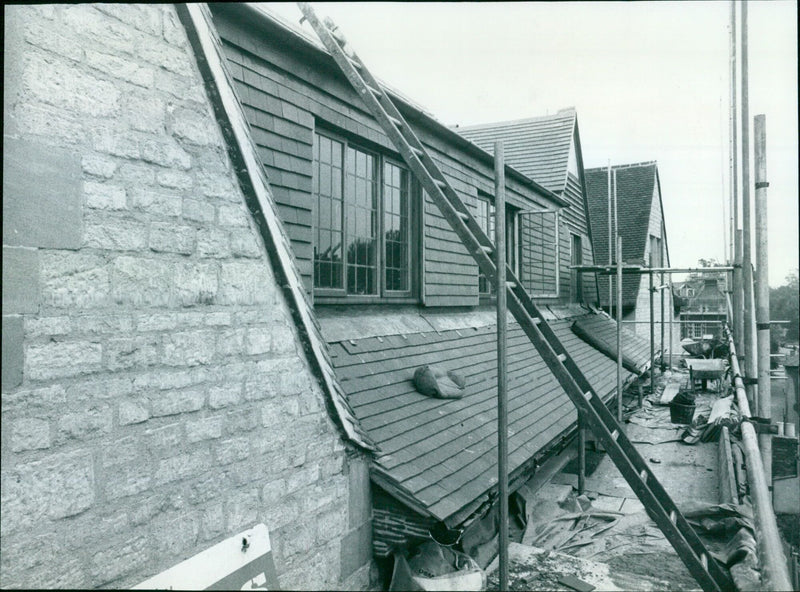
[770,270,799,346]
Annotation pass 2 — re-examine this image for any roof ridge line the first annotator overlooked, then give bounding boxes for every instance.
[453,107,576,131]
[586,160,657,172]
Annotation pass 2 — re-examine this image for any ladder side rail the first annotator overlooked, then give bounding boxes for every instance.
[507,284,730,585]
[504,292,729,591]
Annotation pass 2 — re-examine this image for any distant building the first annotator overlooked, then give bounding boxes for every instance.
[584,162,681,354]
[674,275,728,339]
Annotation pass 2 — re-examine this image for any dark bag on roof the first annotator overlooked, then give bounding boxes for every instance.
[413,365,466,399]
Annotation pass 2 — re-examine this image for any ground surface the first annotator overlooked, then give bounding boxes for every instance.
[489,367,724,591]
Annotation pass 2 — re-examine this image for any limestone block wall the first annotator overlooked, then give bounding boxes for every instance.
[2,5,372,589]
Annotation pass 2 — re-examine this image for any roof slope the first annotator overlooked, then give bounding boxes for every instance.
[455,109,576,193]
[328,310,635,524]
[584,162,658,308]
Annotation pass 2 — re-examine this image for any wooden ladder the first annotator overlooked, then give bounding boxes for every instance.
[297,4,734,590]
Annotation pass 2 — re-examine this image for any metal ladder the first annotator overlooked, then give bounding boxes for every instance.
[297,4,733,590]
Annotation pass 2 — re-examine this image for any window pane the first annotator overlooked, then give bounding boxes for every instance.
[384,163,410,292]
[345,147,378,295]
[313,134,344,289]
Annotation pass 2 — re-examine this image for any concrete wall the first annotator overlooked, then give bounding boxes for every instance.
[2,5,371,589]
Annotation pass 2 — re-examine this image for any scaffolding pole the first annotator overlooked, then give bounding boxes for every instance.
[494,141,509,592]
[617,236,623,424]
[608,162,613,317]
[754,114,771,481]
[660,270,665,372]
[649,266,655,399]
[729,0,738,269]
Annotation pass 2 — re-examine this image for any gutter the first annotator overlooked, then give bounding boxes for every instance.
[726,294,793,591]
[221,3,569,209]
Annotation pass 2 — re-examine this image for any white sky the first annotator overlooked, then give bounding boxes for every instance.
[262,2,798,287]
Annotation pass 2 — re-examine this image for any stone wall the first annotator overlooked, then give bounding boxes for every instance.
[2,4,372,589]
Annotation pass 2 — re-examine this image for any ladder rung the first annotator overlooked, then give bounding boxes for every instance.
[557,353,567,363]
[611,429,619,441]
[701,553,708,569]
[366,84,382,96]
[670,510,677,524]
[434,179,447,188]
[583,391,592,401]
[532,317,541,325]
[411,146,424,156]
[388,115,403,127]
[481,245,493,253]
[457,211,469,221]
[505,281,516,289]
[640,469,647,482]
[347,56,362,70]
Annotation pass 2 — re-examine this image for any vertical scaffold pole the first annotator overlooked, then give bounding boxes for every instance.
[617,235,623,424]
[494,141,509,592]
[754,114,771,481]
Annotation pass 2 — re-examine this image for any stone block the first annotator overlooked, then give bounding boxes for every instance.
[14,102,89,145]
[162,7,187,47]
[3,247,40,314]
[214,437,250,465]
[118,398,150,425]
[125,92,166,134]
[218,261,274,305]
[96,4,162,37]
[25,316,71,338]
[25,340,102,380]
[3,136,82,249]
[140,137,191,170]
[348,456,372,528]
[88,536,148,588]
[245,327,271,355]
[182,197,215,223]
[154,449,211,485]
[261,479,286,505]
[169,105,219,146]
[280,519,315,560]
[40,251,110,309]
[3,384,66,411]
[115,162,157,187]
[21,51,121,117]
[106,336,160,371]
[85,181,127,210]
[62,6,143,56]
[197,227,231,259]
[163,331,216,366]
[315,504,348,545]
[57,405,113,442]
[82,153,118,179]
[204,312,231,327]
[92,127,141,159]
[340,523,372,580]
[132,190,181,216]
[271,324,299,355]
[150,388,205,417]
[174,262,218,307]
[218,204,250,227]
[201,503,226,540]
[70,313,135,335]
[150,510,200,557]
[85,48,155,88]
[2,316,24,391]
[149,222,195,255]
[157,170,193,191]
[186,416,223,443]
[226,488,259,531]
[11,417,51,452]
[111,256,172,307]
[22,19,84,61]
[196,171,238,201]
[145,422,183,453]
[104,465,152,501]
[83,214,148,251]
[1,450,94,534]
[138,38,192,77]
[137,313,177,332]
[208,384,242,410]
[223,408,260,435]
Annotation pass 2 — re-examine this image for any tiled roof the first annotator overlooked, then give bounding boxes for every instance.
[327,310,634,524]
[571,313,651,374]
[584,162,658,308]
[455,109,576,193]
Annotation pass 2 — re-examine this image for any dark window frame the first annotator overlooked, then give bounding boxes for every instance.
[312,129,418,304]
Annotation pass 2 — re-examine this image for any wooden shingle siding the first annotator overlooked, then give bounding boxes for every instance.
[562,173,587,232]
[213,7,555,306]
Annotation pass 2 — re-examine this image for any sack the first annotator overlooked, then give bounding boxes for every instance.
[413,365,466,399]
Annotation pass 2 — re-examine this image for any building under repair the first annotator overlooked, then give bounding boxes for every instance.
[2,3,796,591]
